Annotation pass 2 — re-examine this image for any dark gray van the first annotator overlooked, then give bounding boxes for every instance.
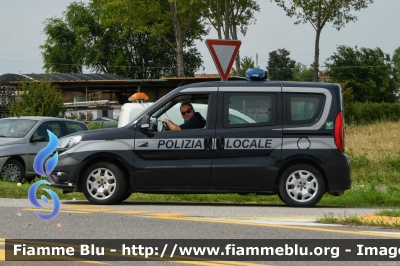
[47,80,350,207]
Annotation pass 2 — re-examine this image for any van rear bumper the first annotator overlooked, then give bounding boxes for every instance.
[322,151,351,194]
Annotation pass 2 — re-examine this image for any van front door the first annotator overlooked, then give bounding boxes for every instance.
[133,92,217,188]
[210,85,282,191]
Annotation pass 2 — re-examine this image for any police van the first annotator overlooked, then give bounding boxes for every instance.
[47,73,351,207]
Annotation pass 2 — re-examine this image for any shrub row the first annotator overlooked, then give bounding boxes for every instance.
[86,121,118,130]
[344,102,400,124]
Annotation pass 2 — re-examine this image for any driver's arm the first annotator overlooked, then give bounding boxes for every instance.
[162,119,181,131]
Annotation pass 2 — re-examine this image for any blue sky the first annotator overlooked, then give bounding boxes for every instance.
[1,0,399,75]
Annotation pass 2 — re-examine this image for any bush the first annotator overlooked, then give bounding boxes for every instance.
[345,102,400,124]
[7,81,65,117]
[86,121,118,130]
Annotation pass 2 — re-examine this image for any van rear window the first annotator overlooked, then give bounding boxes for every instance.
[287,94,323,124]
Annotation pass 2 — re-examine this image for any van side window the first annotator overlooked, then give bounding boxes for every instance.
[287,94,324,125]
[153,94,210,131]
[223,93,276,128]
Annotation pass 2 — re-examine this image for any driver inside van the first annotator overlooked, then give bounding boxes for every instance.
[162,102,206,131]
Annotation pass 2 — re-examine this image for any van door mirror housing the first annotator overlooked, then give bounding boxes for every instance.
[139,115,150,129]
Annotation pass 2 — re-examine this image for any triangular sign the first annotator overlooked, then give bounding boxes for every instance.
[205,39,241,81]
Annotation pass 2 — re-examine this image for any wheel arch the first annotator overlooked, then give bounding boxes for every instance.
[76,154,132,192]
[2,156,26,172]
[275,157,328,192]
[1,156,26,181]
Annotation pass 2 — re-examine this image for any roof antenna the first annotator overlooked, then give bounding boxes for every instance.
[177,77,186,88]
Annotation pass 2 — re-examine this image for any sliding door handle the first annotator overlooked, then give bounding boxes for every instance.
[216,136,224,151]
[204,136,212,150]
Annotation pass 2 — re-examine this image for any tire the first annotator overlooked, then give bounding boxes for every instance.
[120,192,132,202]
[278,164,325,207]
[277,192,284,203]
[1,159,24,182]
[24,177,36,183]
[81,162,126,205]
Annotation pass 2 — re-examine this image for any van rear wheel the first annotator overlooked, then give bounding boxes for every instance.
[81,162,126,205]
[278,164,325,207]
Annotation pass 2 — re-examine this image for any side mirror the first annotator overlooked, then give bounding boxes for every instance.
[31,136,46,142]
[138,115,150,129]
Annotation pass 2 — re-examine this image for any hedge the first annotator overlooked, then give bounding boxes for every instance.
[86,121,118,130]
[345,102,400,124]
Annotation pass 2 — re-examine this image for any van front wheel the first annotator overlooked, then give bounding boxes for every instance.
[81,162,126,205]
[278,164,325,207]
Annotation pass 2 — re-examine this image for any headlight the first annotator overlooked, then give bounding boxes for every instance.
[57,135,82,150]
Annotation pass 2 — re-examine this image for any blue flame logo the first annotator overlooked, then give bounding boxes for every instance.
[28,130,61,221]
[33,130,59,176]
[28,180,60,221]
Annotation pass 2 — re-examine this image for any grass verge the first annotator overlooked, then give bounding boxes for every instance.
[317,211,400,229]
[3,177,400,207]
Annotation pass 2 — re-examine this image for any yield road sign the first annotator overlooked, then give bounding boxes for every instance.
[205,39,241,81]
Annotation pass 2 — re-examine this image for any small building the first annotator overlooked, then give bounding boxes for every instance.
[0,72,245,120]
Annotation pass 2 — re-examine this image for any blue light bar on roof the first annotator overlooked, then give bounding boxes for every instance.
[245,68,266,80]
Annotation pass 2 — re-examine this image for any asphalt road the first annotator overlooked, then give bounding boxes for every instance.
[1,198,399,266]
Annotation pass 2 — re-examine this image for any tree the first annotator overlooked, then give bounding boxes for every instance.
[7,81,65,117]
[202,0,260,76]
[40,16,83,73]
[325,45,397,103]
[271,0,373,82]
[40,1,202,78]
[231,55,255,77]
[267,48,296,81]
[338,81,355,110]
[97,0,207,77]
[292,62,313,81]
[393,46,400,87]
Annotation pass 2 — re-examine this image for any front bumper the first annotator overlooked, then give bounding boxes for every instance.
[46,152,83,192]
